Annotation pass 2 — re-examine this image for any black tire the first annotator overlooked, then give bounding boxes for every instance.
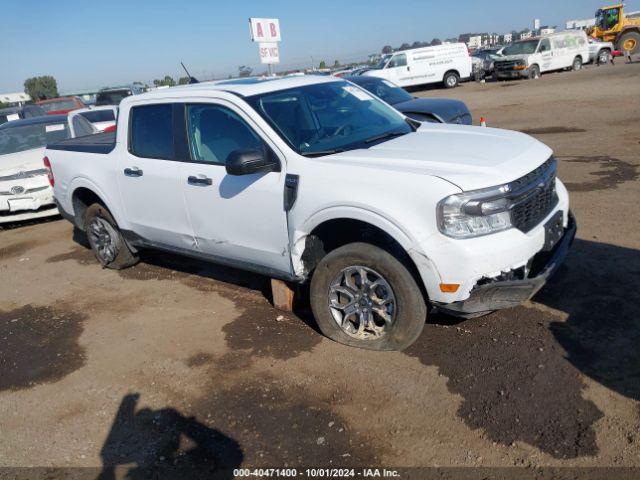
[310,243,427,351]
[443,71,460,89]
[528,64,540,79]
[572,56,583,71]
[597,49,611,65]
[617,31,640,55]
[84,203,138,269]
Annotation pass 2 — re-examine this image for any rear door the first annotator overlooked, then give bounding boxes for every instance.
[117,103,195,249]
[178,101,292,274]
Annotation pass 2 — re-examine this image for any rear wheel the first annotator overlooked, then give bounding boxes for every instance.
[84,203,138,269]
[618,31,640,55]
[310,243,427,351]
[443,71,460,89]
[572,56,583,71]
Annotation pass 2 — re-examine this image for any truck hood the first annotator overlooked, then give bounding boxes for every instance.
[0,147,46,176]
[496,54,530,62]
[323,124,553,191]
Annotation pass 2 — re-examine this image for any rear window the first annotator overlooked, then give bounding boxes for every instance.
[39,99,78,112]
[96,90,132,106]
[129,104,174,159]
[80,110,115,123]
[0,122,70,155]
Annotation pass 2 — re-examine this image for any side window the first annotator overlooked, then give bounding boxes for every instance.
[129,104,174,159]
[186,104,264,165]
[72,115,95,137]
[389,53,407,68]
[539,39,551,53]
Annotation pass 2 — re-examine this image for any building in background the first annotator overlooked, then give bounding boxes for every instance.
[500,33,513,44]
[0,92,31,106]
[539,26,556,36]
[519,29,533,40]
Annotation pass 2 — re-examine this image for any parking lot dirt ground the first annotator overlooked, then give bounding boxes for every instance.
[0,63,639,477]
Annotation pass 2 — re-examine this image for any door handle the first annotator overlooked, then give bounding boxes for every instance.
[407,66,411,71]
[124,167,143,177]
[187,175,213,186]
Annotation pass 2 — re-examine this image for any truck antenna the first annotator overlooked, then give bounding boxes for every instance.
[181,62,199,84]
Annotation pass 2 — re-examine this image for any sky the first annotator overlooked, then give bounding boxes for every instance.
[0,0,627,93]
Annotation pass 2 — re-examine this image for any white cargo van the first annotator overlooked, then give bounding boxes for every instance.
[363,43,473,89]
[494,30,590,80]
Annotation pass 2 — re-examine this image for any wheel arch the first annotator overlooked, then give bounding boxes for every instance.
[68,178,120,230]
[292,209,436,301]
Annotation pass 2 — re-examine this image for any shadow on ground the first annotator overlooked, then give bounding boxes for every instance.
[406,238,639,458]
[98,393,243,480]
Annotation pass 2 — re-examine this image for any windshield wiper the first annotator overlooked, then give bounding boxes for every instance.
[300,149,344,158]
[364,131,408,144]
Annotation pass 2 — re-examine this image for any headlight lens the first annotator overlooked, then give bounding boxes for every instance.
[438,186,513,238]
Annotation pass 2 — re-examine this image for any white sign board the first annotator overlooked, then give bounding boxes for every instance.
[259,42,280,64]
[249,18,281,42]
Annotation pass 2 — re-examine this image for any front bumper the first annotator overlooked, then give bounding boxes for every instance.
[435,212,576,316]
[496,69,528,79]
[0,183,58,224]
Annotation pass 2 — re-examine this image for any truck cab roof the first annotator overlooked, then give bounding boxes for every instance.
[125,75,341,104]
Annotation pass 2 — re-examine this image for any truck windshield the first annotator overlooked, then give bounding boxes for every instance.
[503,40,540,56]
[246,81,413,156]
[96,90,132,106]
[375,54,392,69]
[39,99,78,112]
[0,122,70,156]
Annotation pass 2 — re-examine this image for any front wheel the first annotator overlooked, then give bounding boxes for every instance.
[443,71,460,89]
[572,56,583,71]
[84,203,139,269]
[598,50,611,65]
[528,65,541,80]
[310,243,427,351]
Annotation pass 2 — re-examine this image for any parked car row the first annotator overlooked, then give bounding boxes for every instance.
[473,30,618,80]
[0,114,96,223]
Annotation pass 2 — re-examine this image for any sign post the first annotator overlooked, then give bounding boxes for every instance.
[249,18,281,76]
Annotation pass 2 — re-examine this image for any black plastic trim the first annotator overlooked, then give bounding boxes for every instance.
[121,229,302,283]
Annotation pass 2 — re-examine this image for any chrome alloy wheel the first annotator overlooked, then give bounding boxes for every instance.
[88,216,118,264]
[328,266,396,340]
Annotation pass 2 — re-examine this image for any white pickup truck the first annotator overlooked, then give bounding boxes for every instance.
[45,76,575,351]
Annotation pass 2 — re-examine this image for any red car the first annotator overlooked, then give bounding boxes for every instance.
[36,96,85,115]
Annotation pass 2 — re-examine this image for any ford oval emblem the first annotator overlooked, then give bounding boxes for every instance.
[10,185,25,195]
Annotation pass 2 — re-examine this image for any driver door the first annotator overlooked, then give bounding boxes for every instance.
[178,101,292,275]
[538,39,553,71]
[385,53,410,86]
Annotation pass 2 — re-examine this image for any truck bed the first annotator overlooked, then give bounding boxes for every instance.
[47,131,116,154]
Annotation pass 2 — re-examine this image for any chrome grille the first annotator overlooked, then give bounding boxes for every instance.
[508,157,559,233]
[0,185,49,196]
[495,60,521,71]
[0,169,48,181]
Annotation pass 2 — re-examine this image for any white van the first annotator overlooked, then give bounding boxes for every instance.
[363,43,473,89]
[494,30,590,80]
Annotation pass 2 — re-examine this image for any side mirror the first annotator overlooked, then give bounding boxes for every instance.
[225,148,278,176]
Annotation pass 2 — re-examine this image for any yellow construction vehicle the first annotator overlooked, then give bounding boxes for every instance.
[588,3,640,54]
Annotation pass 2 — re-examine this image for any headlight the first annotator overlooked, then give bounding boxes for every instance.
[437,185,513,239]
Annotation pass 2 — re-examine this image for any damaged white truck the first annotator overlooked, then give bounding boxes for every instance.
[44,76,575,351]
